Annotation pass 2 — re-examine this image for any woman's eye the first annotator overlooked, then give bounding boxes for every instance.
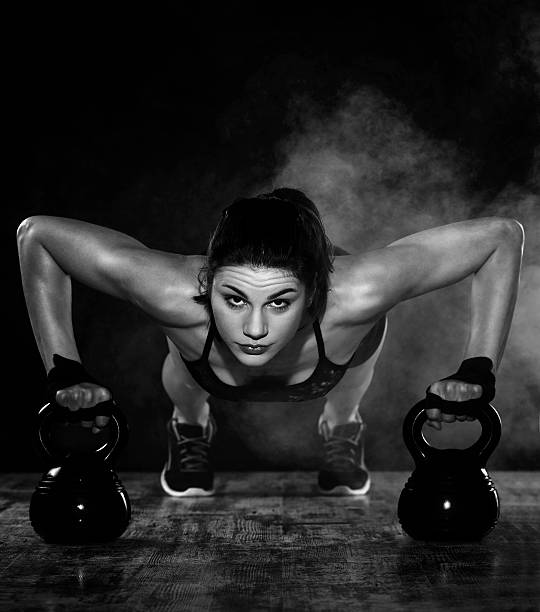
[269,300,290,311]
[226,296,246,309]
[225,296,290,311]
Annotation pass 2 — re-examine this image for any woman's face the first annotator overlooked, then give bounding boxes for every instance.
[210,265,310,366]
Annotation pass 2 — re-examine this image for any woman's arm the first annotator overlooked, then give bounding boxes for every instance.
[17,215,200,432]
[17,216,148,371]
[17,215,197,372]
[342,217,524,423]
[385,217,525,371]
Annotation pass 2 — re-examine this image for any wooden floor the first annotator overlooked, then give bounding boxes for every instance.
[1,472,539,611]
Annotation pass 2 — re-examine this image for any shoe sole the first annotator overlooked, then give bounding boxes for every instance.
[318,475,371,496]
[160,466,215,497]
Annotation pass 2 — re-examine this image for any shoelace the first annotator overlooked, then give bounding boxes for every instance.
[176,435,211,471]
[170,421,212,471]
[323,437,361,470]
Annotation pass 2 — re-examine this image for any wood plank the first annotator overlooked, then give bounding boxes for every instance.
[0,472,538,611]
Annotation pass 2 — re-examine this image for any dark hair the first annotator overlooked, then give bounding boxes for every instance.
[193,188,335,319]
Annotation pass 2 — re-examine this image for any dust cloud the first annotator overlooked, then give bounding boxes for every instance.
[269,87,476,251]
[248,81,538,466]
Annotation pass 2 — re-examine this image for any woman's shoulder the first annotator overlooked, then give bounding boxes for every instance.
[327,251,390,326]
[128,252,209,328]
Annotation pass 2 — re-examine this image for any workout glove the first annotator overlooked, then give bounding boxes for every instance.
[426,356,496,416]
[46,354,113,422]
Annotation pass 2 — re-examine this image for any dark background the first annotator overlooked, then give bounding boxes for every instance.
[6,2,539,472]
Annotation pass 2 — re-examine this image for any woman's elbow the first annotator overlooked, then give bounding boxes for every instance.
[17,215,51,245]
[492,217,525,248]
[17,216,38,244]
[17,216,54,256]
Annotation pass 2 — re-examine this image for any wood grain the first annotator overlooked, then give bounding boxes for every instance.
[0,471,539,611]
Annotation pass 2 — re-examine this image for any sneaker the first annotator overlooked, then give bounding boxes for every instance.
[317,412,371,495]
[160,414,217,497]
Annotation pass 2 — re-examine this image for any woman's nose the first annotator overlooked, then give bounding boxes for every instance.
[243,312,268,340]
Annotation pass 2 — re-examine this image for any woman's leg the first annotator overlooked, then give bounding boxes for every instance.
[317,319,388,494]
[321,319,388,428]
[161,338,215,497]
[161,338,210,426]
[322,244,387,427]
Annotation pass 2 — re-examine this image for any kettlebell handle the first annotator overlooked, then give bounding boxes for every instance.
[403,398,501,466]
[36,400,129,465]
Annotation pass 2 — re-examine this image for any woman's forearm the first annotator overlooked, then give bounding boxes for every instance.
[17,218,81,372]
[463,220,524,372]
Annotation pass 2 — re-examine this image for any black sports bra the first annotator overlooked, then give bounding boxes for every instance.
[180,316,387,402]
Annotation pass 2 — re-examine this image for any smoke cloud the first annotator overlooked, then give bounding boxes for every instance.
[270,87,475,251]
[245,79,539,468]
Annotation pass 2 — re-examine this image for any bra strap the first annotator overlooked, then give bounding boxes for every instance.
[201,315,216,359]
[312,318,326,359]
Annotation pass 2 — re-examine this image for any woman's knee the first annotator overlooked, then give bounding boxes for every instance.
[161,352,208,406]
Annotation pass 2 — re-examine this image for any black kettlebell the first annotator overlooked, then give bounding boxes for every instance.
[397,398,501,541]
[29,400,131,544]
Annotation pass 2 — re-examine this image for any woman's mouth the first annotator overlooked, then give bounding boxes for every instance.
[237,344,269,355]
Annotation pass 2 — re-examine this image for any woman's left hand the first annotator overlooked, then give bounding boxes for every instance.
[425,380,483,429]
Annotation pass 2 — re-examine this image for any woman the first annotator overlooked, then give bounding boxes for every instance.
[17,188,524,496]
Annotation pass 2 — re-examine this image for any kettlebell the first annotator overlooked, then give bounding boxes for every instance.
[397,398,501,541]
[29,400,131,544]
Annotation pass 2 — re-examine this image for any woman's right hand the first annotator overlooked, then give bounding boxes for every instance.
[55,383,112,433]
